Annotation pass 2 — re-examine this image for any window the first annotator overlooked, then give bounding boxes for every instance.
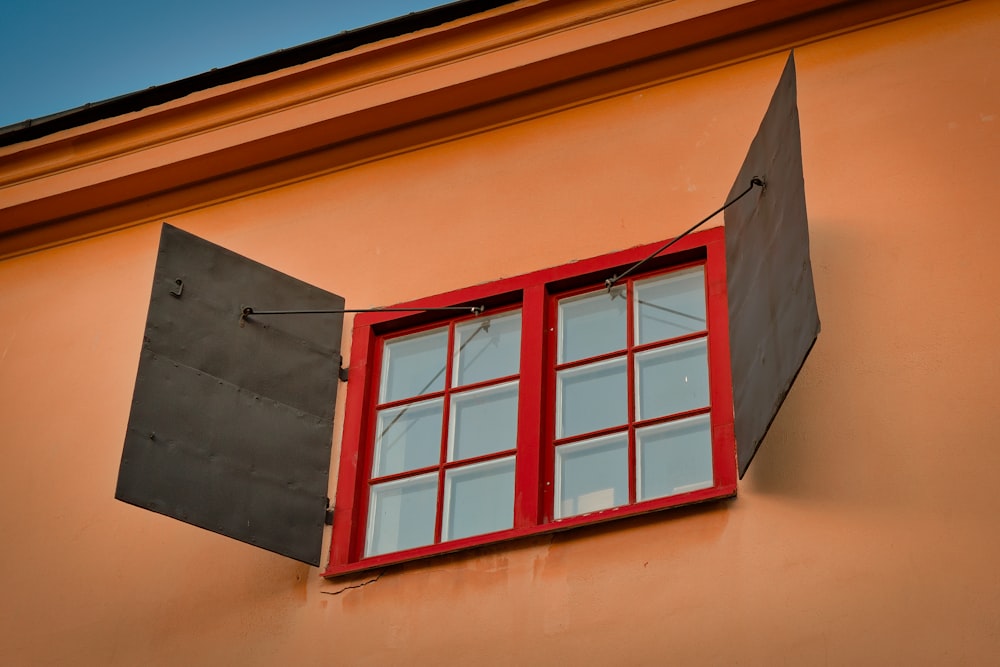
[553,266,714,519]
[326,226,736,576]
[364,309,522,556]
[118,54,812,571]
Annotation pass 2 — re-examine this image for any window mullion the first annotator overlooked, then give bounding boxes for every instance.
[514,284,546,529]
[626,279,637,505]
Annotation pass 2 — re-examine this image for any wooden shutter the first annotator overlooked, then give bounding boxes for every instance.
[116,224,344,565]
[725,53,820,478]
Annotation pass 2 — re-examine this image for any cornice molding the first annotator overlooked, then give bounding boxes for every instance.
[0,0,953,258]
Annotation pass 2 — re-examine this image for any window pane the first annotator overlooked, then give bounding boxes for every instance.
[365,473,437,556]
[635,338,709,420]
[637,414,713,501]
[443,457,515,541]
[558,288,626,363]
[380,327,448,403]
[449,381,519,461]
[555,434,628,519]
[556,357,628,438]
[635,267,707,344]
[453,311,521,386]
[373,398,443,477]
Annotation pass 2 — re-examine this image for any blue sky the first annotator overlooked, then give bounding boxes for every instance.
[0,1,447,128]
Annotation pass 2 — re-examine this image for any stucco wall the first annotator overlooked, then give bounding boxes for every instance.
[1,1,998,664]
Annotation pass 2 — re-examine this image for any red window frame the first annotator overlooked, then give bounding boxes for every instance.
[325,226,736,577]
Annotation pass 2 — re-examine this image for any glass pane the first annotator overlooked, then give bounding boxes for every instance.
[380,327,449,403]
[555,434,628,519]
[449,381,519,461]
[637,414,713,501]
[373,398,443,477]
[558,288,627,363]
[453,311,521,386]
[556,357,628,438]
[443,457,515,541]
[365,473,438,557]
[635,338,709,420]
[635,267,707,344]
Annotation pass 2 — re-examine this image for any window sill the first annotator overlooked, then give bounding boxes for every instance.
[322,481,735,578]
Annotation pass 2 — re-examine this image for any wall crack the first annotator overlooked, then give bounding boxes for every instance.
[321,569,386,596]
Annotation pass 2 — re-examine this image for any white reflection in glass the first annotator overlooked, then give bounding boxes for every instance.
[373,398,443,477]
[555,434,628,519]
[380,327,449,403]
[556,357,628,438]
[443,457,515,541]
[453,311,521,387]
[449,381,519,461]
[635,338,709,420]
[637,414,713,501]
[635,267,707,344]
[365,473,437,556]
[558,288,626,363]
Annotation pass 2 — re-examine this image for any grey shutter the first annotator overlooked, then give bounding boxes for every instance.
[116,224,345,565]
[725,53,820,478]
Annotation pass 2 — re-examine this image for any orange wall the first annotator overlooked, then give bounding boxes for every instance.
[1,1,999,664]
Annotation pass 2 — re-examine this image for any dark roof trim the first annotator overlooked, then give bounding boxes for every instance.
[0,0,519,148]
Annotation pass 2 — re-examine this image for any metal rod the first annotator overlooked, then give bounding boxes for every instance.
[242,305,484,320]
[605,177,764,291]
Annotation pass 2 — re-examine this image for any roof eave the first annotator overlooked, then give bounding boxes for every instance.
[0,0,520,147]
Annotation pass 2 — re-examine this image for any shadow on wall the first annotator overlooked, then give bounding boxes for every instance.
[738,216,833,501]
[738,218,884,505]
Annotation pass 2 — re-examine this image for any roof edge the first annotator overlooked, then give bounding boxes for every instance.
[0,0,520,148]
